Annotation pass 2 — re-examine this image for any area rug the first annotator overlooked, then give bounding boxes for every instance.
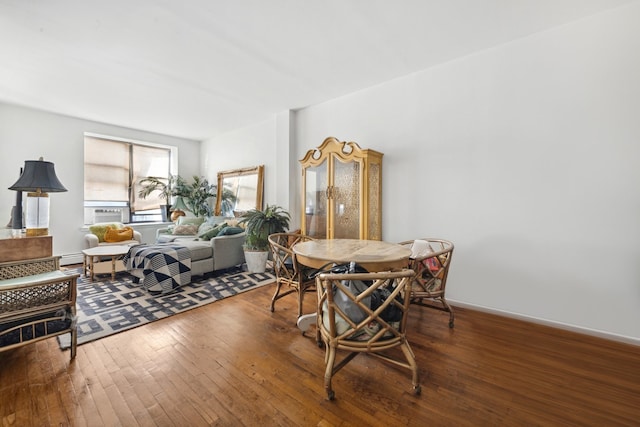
[58,266,274,348]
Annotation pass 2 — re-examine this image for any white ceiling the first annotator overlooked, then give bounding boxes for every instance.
[0,0,632,141]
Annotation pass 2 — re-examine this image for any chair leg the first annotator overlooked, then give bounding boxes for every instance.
[412,293,456,328]
[297,287,304,318]
[399,341,421,395]
[316,324,322,347]
[324,345,337,400]
[270,280,283,312]
[440,297,455,328]
[70,328,77,360]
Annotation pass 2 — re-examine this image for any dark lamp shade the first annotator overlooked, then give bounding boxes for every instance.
[8,159,67,193]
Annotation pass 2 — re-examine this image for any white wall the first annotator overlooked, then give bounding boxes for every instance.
[293,3,640,343]
[0,103,201,257]
[2,3,637,345]
[200,117,280,212]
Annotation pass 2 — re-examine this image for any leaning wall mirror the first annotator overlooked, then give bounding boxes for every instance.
[215,165,264,216]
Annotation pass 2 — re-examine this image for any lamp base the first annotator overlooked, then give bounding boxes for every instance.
[26,227,48,237]
[25,192,50,235]
[171,209,186,222]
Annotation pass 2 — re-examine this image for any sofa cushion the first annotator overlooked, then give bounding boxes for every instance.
[157,234,191,243]
[177,241,213,261]
[104,226,134,243]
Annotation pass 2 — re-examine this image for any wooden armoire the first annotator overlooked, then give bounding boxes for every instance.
[300,137,383,240]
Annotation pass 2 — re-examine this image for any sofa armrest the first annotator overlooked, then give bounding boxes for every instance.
[84,233,100,249]
[211,232,246,270]
[155,227,172,239]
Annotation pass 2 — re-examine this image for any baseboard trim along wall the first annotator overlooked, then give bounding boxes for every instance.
[449,300,639,348]
[60,253,83,266]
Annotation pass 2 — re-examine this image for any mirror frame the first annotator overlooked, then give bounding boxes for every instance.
[214,165,265,216]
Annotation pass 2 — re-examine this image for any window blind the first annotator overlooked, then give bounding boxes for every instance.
[84,135,171,214]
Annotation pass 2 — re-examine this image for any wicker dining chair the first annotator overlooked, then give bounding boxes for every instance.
[398,238,455,328]
[267,232,316,318]
[316,269,420,400]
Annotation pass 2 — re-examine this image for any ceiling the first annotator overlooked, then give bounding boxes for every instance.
[0,0,632,141]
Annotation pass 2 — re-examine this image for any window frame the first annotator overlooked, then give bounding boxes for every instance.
[83,132,178,224]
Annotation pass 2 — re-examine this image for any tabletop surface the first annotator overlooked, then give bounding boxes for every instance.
[82,245,131,256]
[293,239,411,265]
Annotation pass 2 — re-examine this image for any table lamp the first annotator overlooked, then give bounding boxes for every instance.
[170,196,189,222]
[8,157,67,236]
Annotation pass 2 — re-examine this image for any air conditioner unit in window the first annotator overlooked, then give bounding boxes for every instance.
[94,209,122,223]
[85,207,130,224]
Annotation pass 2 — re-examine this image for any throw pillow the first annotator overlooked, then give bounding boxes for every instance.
[172,224,199,235]
[89,223,123,243]
[199,222,228,241]
[205,216,228,226]
[217,226,244,236]
[177,216,206,227]
[199,227,220,241]
[225,218,243,228]
[104,226,134,243]
[198,223,214,235]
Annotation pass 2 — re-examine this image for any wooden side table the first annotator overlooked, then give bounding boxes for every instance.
[82,245,131,281]
[0,235,52,262]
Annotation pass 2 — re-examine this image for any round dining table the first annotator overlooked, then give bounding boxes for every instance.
[292,238,411,272]
[292,238,412,333]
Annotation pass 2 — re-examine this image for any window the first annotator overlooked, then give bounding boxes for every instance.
[84,134,176,224]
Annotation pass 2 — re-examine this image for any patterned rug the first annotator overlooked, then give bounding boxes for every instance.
[58,266,274,348]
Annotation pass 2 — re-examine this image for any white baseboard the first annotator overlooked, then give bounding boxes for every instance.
[60,253,83,266]
[448,299,640,347]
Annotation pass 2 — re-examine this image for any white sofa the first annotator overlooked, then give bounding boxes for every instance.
[128,232,247,283]
[139,216,247,278]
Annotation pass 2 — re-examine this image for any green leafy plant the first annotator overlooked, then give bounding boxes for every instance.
[173,175,217,217]
[239,205,291,251]
[138,175,178,203]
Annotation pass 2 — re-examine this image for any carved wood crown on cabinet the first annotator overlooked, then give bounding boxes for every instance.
[300,136,383,240]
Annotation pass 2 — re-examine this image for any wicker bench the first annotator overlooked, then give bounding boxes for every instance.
[0,256,79,360]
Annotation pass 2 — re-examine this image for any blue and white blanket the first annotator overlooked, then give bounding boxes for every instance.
[123,244,191,295]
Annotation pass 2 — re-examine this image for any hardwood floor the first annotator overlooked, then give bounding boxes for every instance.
[1,280,638,426]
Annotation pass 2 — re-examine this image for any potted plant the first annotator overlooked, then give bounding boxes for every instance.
[138,175,178,221]
[173,175,217,217]
[239,205,291,273]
